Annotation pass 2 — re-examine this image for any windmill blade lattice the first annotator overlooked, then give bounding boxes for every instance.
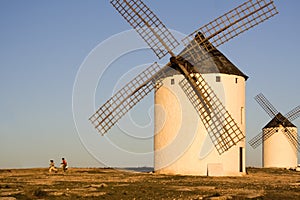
[249,128,277,148]
[110,0,179,59]
[249,127,300,151]
[285,105,300,122]
[179,76,244,154]
[181,0,278,65]
[89,62,167,135]
[282,128,300,152]
[254,93,279,118]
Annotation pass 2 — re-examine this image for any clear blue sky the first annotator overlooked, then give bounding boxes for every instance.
[1,0,300,168]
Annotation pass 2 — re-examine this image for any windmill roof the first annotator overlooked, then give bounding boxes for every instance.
[196,48,248,79]
[168,32,249,80]
[263,113,296,129]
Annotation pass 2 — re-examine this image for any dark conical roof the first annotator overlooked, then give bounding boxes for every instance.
[263,113,296,129]
[166,32,248,80]
[195,48,248,80]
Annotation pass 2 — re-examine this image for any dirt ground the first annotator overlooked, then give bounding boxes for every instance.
[0,167,300,200]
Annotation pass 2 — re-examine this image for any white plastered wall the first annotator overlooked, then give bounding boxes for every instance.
[154,73,246,176]
[263,126,298,168]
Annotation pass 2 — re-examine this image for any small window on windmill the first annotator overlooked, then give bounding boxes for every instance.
[235,78,238,84]
[216,76,221,82]
[171,78,175,85]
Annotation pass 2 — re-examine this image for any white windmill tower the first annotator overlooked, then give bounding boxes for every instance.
[249,93,300,168]
[90,0,278,176]
[154,41,249,176]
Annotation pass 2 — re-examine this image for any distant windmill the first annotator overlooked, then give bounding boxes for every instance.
[89,0,278,175]
[249,93,300,168]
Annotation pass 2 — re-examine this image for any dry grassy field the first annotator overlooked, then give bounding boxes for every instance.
[0,167,300,199]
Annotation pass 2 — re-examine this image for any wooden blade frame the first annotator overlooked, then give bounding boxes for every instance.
[250,127,300,152]
[181,0,278,64]
[254,93,279,118]
[286,106,300,122]
[179,76,244,154]
[110,0,179,59]
[89,62,166,135]
[282,128,300,152]
[248,128,277,148]
[284,106,300,152]
[248,92,279,148]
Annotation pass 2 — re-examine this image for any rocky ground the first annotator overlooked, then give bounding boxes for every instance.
[0,167,300,199]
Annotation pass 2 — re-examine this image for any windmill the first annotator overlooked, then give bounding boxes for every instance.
[89,0,278,175]
[249,93,300,168]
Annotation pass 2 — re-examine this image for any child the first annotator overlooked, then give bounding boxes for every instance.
[49,160,58,173]
[61,158,68,172]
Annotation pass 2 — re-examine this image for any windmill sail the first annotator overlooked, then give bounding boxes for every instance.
[179,77,244,154]
[254,93,279,119]
[177,34,248,154]
[249,125,299,151]
[282,128,300,152]
[181,0,278,64]
[285,106,300,122]
[249,128,277,148]
[89,62,167,134]
[110,0,179,59]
